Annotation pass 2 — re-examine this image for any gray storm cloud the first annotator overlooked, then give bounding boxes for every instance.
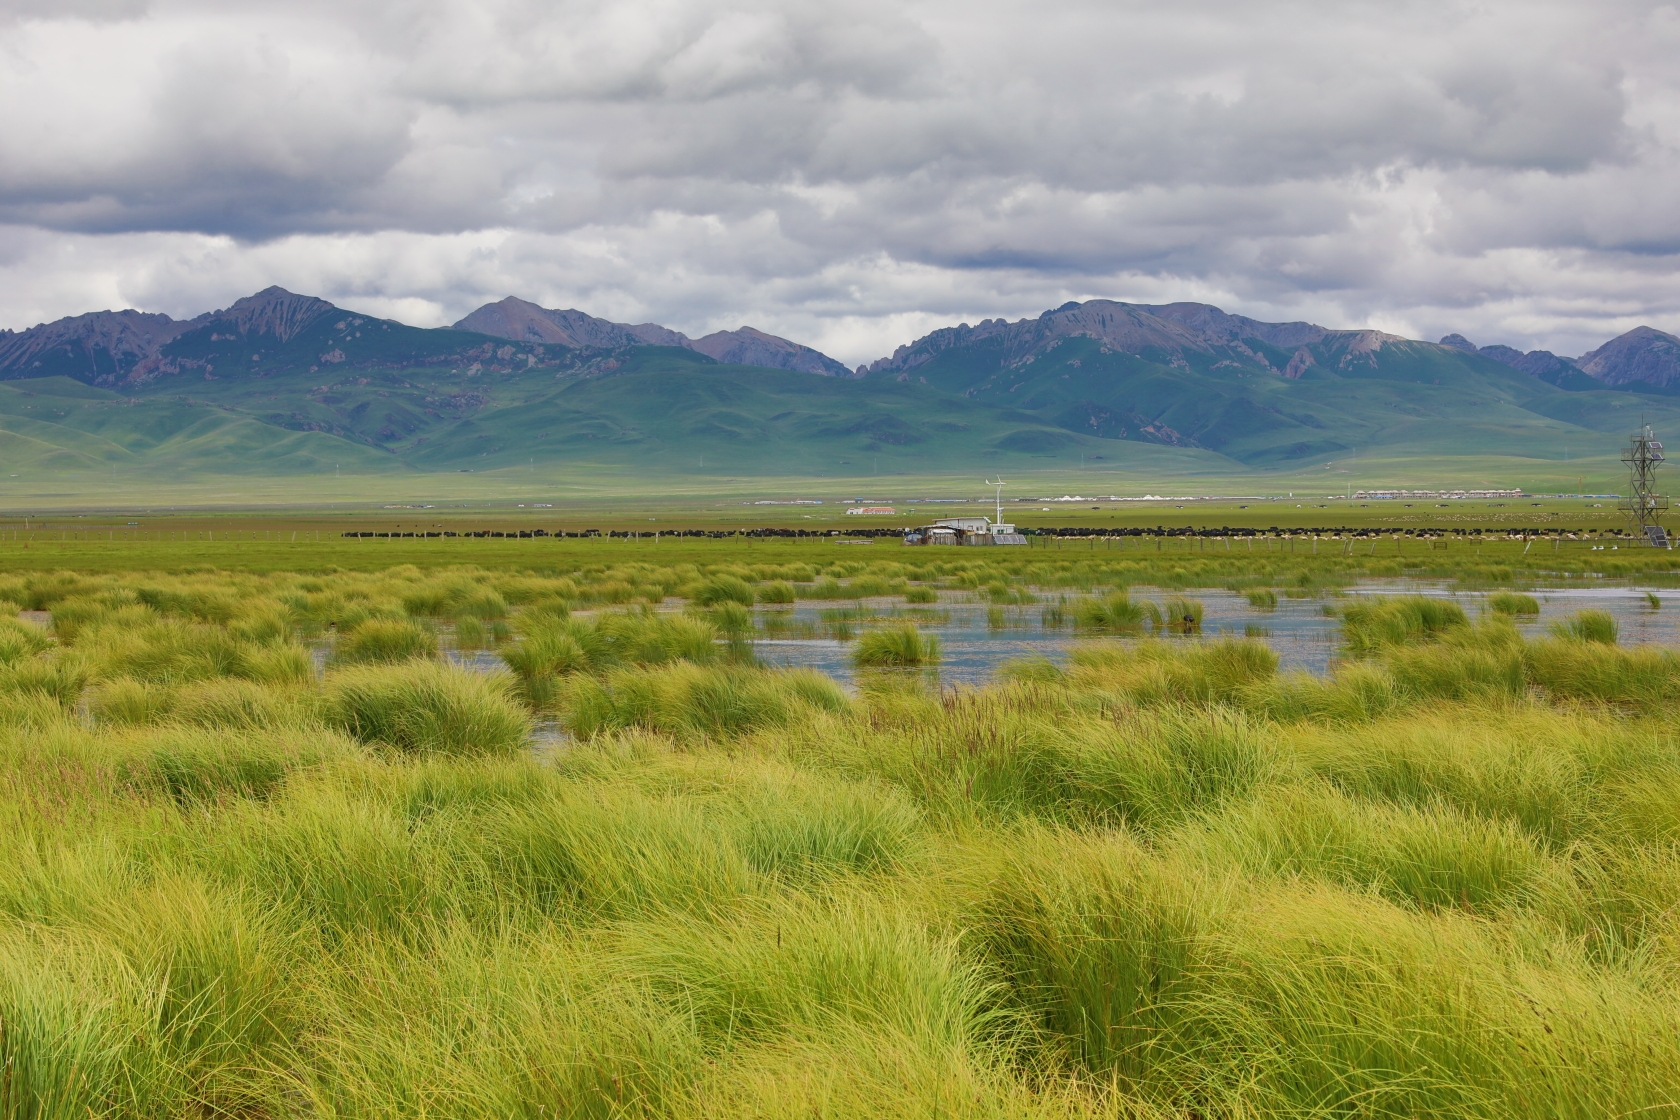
[0,0,1677,365]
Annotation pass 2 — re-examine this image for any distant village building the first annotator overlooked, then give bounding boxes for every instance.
[1353,489,1525,500]
[846,506,897,515]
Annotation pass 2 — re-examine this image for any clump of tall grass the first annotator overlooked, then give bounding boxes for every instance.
[951,825,1680,1113]
[756,579,797,604]
[698,600,755,638]
[1550,608,1618,644]
[852,623,940,667]
[331,618,438,665]
[1487,590,1540,615]
[1340,595,1468,653]
[1161,595,1203,633]
[1244,587,1278,610]
[1170,783,1548,911]
[327,661,530,755]
[0,651,89,708]
[1524,636,1680,706]
[692,574,757,607]
[451,587,509,620]
[904,585,938,604]
[0,879,298,1117]
[1071,590,1147,632]
[0,616,52,666]
[517,611,718,673]
[1068,638,1278,704]
[565,664,848,738]
[799,576,852,600]
[984,580,1032,605]
[1245,662,1406,724]
[79,617,310,686]
[127,724,353,802]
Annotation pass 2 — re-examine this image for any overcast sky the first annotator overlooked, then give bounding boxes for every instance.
[2,0,1679,366]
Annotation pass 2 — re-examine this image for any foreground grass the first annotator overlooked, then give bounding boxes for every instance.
[3,561,1680,1117]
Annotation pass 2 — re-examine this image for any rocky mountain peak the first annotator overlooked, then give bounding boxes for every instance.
[453,298,851,376]
[216,287,337,342]
[1577,326,1680,389]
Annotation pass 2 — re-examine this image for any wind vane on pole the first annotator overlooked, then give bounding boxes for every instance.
[985,478,1006,525]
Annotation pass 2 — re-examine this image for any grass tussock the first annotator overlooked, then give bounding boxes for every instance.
[1071,590,1147,632]
[331,617,438,665]
[1487,590,1540,615]
[1551,607,1619,644]
[327,660,531,755]
[566,663,849,738]
[1340,595,1468,653]
[852,622,940,667]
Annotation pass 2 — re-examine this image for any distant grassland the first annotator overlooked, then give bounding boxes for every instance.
[0,492,1654,575]
[6,548,1680,1116]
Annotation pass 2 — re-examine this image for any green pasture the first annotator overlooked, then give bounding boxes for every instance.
[0,520,1661,577]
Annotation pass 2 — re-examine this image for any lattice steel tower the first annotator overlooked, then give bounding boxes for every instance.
[1621,423,1669,545]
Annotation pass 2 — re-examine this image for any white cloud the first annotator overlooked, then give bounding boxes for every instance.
[2,0,1680,367]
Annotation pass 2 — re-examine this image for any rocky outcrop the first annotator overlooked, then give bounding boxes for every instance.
[218,287,335,342]
[1576,326,1680,390]
[0,287,339,383]
[688,326,851,377]
[0,308,190,380]
[453,297,851,376]
[860,300,1230,378]
[1141,302,1329,349]
[1440,334,1587,386]
[452,297,686,349]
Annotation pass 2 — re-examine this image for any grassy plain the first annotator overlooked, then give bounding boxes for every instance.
[4,539,1680,1117]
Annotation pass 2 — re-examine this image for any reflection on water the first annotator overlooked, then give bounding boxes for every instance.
[750,583,1680,687]
[312,581,1680,694]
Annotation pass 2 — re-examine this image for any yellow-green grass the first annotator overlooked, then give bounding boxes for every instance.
[2,555,1680,1117]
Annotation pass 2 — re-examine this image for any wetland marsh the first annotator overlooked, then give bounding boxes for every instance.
[4,532,1680,1117]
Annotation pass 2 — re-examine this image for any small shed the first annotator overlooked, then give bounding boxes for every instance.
[904,517,1026,546]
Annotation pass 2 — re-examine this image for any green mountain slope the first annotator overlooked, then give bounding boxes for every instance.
[3,289,1679,485]
[863,319,1680,466]
[120,346,1228,475]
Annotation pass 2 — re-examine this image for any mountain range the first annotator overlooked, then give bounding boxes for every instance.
[0,286,1677,480]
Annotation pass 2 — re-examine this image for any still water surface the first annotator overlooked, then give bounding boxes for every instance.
[401,581,1680,689]
[748,582,1680,687]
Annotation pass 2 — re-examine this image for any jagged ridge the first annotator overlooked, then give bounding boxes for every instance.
[453,297,851,377]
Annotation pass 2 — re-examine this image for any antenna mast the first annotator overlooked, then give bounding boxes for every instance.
[1621,422,1669,546]
[985,478,1006,525]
